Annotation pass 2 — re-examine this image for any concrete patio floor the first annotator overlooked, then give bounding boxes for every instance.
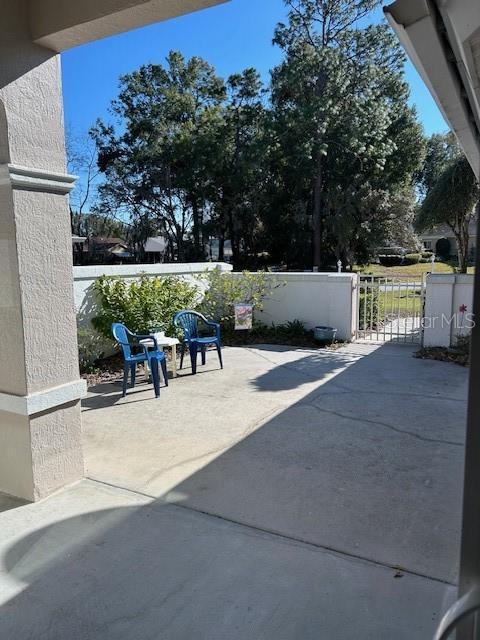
[0,342,468,639]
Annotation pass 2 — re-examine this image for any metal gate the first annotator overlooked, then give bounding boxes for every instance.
[357,274,426,343]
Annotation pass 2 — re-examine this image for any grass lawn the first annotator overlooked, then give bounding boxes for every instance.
[379,289,422,318]
[357,262,474,276]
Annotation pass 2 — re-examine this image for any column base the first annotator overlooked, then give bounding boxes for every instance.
[0,381,86,501]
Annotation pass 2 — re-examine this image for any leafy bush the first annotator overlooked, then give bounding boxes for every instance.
[221,319,318,347]
[378,255,404,266]
[454,334,470,357]
[92,274,199,339]
[404,253,421,265]
[359,289,380,330]
[421,251,434,259]
[199,268,281,330]
[78,326,108,374]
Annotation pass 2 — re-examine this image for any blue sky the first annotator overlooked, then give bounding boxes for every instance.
[62,0,448,140]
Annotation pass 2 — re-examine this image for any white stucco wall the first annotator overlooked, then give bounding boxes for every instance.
[74,262,233,326]
[257,273,357,341]
[73,266,358,342]
[423,274,474,347]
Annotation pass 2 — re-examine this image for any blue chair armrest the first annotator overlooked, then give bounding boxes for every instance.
[132,334,159,358]
[205,320,221,340]
[115,339,132,347]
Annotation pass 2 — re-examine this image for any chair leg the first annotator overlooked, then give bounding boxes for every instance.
[190,343,198,375]
[179,343,186,370]
[216,343,223,369]
[130,363,136,388]
[122,364,129,397]
[201,345,206,366]
[150,358,160,398]
[161,358,169,387]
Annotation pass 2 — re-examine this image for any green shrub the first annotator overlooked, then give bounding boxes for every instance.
[359,289,380,330]
[378,255,404,267]
[421,251,434,259]
[404,253,421,265]
[454,334,470,357]
[221,319,315,346]
[199,268,281,331]
[92,274,199,340]
[78,326,108,373]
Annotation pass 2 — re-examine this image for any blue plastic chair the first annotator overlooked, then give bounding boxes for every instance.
[111,323,168,398]
[173,311,223,375]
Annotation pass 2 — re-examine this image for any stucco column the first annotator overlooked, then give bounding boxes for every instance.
[0,1,84,500]
[423,274,456,348]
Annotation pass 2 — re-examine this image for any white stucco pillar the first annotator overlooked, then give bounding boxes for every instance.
[423,275,456,347]
[0,1,84,500]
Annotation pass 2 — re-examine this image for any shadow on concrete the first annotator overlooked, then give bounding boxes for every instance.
[250,345,367,393]
[82,380,169,410]
[0,343,467,639]
[0,494,27,514]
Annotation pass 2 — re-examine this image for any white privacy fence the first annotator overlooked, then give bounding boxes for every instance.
[256,273,358,341]
[73,264,474,347]
[73,265,358,341]
[73,262,233,327]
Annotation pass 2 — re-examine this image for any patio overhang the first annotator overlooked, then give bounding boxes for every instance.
[384,0,480,178]
[29,0,229,52]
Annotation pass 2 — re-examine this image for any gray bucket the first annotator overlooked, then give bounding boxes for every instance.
[314,326,337,343]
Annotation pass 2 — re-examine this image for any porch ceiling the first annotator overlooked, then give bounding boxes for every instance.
[384,0,480,178]
[28,0,230,52]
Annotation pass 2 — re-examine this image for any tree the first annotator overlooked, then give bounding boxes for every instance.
[270,1,424,267]
[91,52,226,261]
[416,156,479,272]
[415,131,460,198]
[210,69,267,267]
[67,130,101,217]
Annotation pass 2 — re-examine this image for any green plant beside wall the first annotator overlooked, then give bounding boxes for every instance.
[199,269,281,334]
[92,274,199,340]
[78,326,108,374]
[359,288,380,330]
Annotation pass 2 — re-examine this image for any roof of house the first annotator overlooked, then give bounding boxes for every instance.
[89,236,126,246]
[420,220,477,239]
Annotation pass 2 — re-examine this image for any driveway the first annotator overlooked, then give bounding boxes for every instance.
[0,343,468,639]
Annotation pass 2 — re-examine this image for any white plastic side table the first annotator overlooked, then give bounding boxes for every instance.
[139,334,180,378]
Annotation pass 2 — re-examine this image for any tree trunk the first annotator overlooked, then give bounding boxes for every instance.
[453,220,470,273]
[312,154,323,270]
[192,198,201,259]
[218,233,225,262]
[227,208,240,269]
[176,229,185,262]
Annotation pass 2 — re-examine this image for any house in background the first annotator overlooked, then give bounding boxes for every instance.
[84,236,133,264]
[72,235,87,265]
[143,236,167,263]
[419,220,477,259]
